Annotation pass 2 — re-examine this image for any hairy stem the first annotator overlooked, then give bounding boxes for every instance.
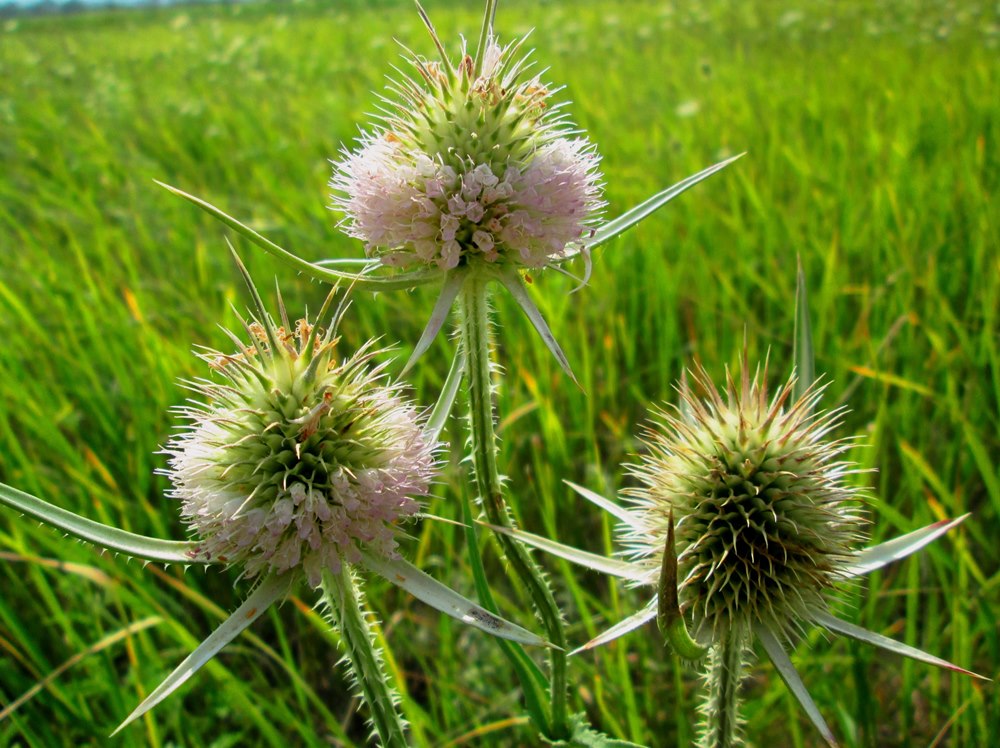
[459,271,569,738]
[322,566,408,748]
[698,631,747,748]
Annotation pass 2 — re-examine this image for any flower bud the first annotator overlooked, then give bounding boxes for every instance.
[623,364,866,641]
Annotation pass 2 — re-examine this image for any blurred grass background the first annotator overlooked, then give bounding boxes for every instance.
[0,0,997,745]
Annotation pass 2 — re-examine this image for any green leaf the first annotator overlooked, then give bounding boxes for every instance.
[401,266,468,375]
[541,712,648,747]
[497,266,578,385]
[424,343,466,444]
[0,482,207,565]
[571,599,658,655]
[480,522,646,581]
[359,552,550,647]
[156,181,444,291]
[564,480,643,531]
[756,625,837,747]
[313,257,383,268]
[793,254,816,403]
[812,611,987,680]
[112,572,294,735]
[841,515,969,578]
[577,154,744,254]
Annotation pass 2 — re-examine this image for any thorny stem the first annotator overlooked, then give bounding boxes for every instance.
[459,270,569,738]
[699,631,746,748]
[322,566,408,748]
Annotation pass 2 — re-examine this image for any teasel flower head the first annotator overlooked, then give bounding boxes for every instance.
[623,362,866,643]
[162,284,436,589]
[331,18,604,272]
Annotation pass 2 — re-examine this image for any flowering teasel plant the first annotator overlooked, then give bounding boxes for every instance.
[154,1,740,740]
[490,270,987,746]
[0,255,547,746]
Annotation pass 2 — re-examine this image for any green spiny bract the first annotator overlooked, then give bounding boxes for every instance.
[624,363,866,643]
[163,297,436,587]
[396,38,550,173]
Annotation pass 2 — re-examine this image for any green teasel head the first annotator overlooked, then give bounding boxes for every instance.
[623,361,867,643]
[163,268,437,588]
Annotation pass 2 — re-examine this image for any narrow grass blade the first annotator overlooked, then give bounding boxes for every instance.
[0,551,115,586]
[580,154,745,253]
[497,266,578,385]
[565,480,643,531]
[571,599,658,655]
[756,625,837,747]
[401,267,466,375]
[458,492,551,732]
[111,572,293,735]
[0,617,161,721]
[812,611,988,680]
[360,552,549,646]
[479,522,647,581]
[156,181,443,291]
[0,482,206,565]
[424,343,466,444]
[793,254,816,403]
[840,515,969,578]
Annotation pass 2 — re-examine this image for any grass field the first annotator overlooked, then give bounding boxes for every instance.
[0,0,997,745]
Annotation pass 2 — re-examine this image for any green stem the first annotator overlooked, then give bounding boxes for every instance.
[322,567,408,748]
[459,271,569,738]
[699,632,746,748]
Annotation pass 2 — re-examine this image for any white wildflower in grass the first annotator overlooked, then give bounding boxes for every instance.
[492,359,985,747]
[0,255,547,743]
[150,2,742,741]
[331,32,604,272]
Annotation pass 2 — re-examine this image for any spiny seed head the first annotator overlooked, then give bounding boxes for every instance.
[163,295,436,587]
[623,362,866,642]
[331,34,604,271]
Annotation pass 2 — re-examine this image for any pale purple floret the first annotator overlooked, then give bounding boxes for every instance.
[333,137,601,270]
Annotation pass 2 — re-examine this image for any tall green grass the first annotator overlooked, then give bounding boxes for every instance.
[0,0,996,745]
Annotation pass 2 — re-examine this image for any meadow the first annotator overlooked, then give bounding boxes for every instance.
[0,0,997,745]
